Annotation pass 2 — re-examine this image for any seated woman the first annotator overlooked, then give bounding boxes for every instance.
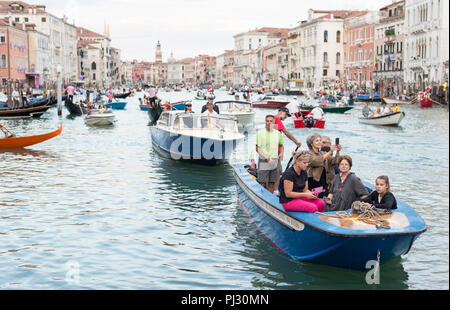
[279,151,325,213]
[325,155,369,212]
[361,175,397,210]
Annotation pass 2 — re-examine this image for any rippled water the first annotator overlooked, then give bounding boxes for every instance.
[0,90,448,290]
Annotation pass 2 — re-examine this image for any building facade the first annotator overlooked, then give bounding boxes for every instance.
[374,1,406,96]
[344,11,379,90]
[404,0,449,91]
[0,1,78,85]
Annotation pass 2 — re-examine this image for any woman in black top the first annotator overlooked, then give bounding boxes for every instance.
[361,176,397,210]
[279,151,326,213]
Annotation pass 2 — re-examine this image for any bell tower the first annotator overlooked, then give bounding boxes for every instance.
[155,41,162,63]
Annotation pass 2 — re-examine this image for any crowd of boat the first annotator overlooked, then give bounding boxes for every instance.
[0,83,432,272]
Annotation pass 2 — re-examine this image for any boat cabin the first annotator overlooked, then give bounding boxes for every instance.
[157,111,239,133]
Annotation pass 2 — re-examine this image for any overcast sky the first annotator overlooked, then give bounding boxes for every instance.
[31,0,392,62]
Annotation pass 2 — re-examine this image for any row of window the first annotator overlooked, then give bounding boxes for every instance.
[13,17,47,23]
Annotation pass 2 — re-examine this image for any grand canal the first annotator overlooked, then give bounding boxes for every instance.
[0,90,448,290]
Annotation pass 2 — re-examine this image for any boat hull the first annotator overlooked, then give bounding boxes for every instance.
[382,97,413,105]
[252,101,289,109]
[294,118,325,129]
[0,123,62,148]
[106,101,127,110]
[300,105,353,114]
[84,114,115,126]
[359,112,405,126]
[0,105,51,119]
[150,126,242,165]
[114,92,131,99]
[233,165,426,270]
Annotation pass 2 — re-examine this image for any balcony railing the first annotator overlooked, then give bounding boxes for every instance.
[410,23,426,34]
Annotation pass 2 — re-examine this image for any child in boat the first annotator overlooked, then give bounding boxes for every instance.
[360,176,397,210]
[279,151,325,213]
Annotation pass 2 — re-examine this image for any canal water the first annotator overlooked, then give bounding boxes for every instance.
[0,90,448,290]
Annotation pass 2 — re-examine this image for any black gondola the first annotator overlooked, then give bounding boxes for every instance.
[114,92,131,99]
[0,105,52,119]
[148,103,163,123]
[64,97,87,116]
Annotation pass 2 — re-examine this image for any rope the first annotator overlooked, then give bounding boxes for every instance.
[318,201,391,229]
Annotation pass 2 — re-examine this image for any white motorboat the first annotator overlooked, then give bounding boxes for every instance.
[382,97,415,105]
[359,112,405,127]
[84,109,116,126]
[150,111,245,165]
[214,100,255,130]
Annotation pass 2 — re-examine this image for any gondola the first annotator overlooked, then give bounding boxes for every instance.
[113,92,131,99]
[148,104,163,123]
[0,123,62,149]
[64,97,87,116]
[0,105,52,119]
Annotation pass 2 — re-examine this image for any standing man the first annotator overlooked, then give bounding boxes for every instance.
[67,84,75,103]
[256,115,284,194]
[149,84,158,107]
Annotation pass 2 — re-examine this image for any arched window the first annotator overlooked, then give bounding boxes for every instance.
[336,52,341,64]
[324,30,328,43]
[336,31,341,43]
[1,54,6,68]
[323,52,328,63]
[91,62,96,70]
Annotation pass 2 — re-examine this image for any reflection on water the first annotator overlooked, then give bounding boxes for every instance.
[0,90,448,289]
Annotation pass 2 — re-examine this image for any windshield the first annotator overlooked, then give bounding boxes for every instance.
[215,101,252,112]
[173,114,238,132]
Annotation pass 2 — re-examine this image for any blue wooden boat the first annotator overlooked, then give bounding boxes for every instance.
[106,101,127,110]
[357,92,381,102]
[233,164,427,270]
[151,111,244,165]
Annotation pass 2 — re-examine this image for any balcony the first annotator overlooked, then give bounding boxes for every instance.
[410,23,426,34]
[409,58,425,69]
[355,38,363,46]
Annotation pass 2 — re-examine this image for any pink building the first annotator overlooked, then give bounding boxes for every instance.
[0,18,28,87]
[344,11,380,90]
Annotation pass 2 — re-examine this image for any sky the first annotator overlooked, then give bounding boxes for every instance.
[30,0,392,62]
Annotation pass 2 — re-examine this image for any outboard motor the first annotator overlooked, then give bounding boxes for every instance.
[304,116,315,128]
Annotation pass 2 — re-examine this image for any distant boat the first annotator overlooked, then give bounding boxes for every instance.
[113,92,131,99]
[299,104,353,114]
[84,110,116,126]
[357,93,381,102]
[214,100,255,129]
[0,105,51,119]
[233,164,426,270]
[382,97,414,105]
[0,123,62,149]
[150,111,244,165]
[65,98,87,116]
[252,96,290,109]
[106,101,127,110]
[359,112,405,127]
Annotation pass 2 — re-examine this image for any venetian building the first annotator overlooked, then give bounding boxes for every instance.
[297,10,359,89]
[374,1,406,96]
[404,0,449,91]
[344,10,380,90]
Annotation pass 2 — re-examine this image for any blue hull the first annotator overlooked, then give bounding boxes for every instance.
[170,103,186,111]
[233,165,426,270]
[151,126,241,166]
[106,102,127,110]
